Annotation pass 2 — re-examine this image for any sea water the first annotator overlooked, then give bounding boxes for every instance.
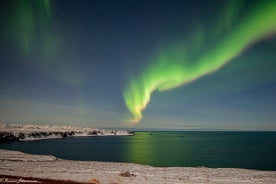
[1,131,275,170]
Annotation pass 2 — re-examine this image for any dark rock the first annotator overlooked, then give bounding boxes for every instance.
[119,171,136,177]
[0,132,19,142]
[18,133,25,139]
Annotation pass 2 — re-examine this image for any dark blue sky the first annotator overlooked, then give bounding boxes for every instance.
[0,0,276,130]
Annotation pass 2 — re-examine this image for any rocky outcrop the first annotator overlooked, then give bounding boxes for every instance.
[0,132,19,142]
[0,123,134,142]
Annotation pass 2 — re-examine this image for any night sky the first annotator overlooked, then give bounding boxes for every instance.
[0,0,276,130]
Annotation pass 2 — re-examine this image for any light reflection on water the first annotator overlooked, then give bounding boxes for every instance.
[0,131,276,170]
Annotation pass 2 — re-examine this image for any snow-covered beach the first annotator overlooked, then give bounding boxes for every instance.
[0,149,275,184]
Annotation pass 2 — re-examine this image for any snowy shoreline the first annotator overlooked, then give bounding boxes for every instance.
[0,149,275,184]
[0,123,134,142]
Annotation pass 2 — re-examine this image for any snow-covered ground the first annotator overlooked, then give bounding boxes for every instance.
[0,123,134,141]
[0,149,275,184]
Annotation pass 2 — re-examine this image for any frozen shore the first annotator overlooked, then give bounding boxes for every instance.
[0,149,275,184]
[0,123,134,142]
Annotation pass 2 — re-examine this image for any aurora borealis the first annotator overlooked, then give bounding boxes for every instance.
[0,0,276,130]
[123,1,276,123]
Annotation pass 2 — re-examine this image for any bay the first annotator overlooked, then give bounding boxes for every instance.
[1,131,275,170]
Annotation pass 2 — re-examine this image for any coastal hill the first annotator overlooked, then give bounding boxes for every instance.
[0,123,134,142]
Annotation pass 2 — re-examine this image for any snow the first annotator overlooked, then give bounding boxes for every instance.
[0,123,134,141]
[0,149,275,184]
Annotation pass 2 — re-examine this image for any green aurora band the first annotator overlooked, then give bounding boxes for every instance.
[1,0,84,87]
[5,0,52,53]
[123,1,276,123]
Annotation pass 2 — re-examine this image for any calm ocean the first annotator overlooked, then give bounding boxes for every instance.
[1,131,276,170]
